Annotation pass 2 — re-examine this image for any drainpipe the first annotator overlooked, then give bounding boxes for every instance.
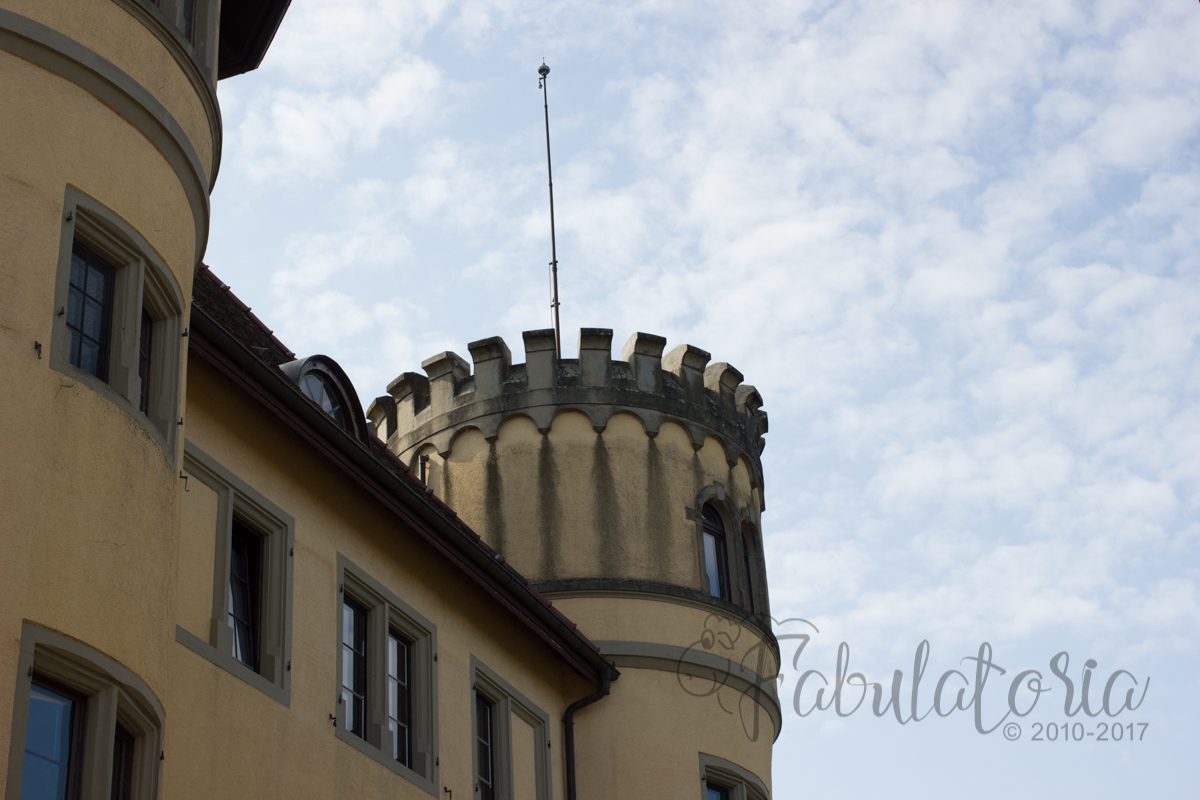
[564,669,612,800]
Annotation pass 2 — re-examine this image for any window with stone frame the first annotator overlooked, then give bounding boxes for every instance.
[5,624,164,800]
[469,656,554,800]
[698,754,769,800]
[175,441,294,706]
[334,555,439,795]
[52,190,184,460]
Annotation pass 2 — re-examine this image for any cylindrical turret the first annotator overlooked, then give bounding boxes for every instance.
[2,1,225,793]
[373,327,779,799]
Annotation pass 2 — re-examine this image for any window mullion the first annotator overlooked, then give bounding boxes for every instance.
[109,260,144,404]
[146,307,171,432]
[412,634,430,774]
[496,697,514,800]
[79,685,119,800]
[211,488,236,653]
[258,525,280,683]
[368,601,390,751]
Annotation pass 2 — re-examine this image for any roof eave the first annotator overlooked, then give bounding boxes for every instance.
[217,0,293,80]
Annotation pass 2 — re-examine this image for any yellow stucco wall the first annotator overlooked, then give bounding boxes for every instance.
[167,358,594,798]
[0,49,198,302]
[177,475,220,638]
[574,669,773,800]
[0,41,198,787]
[6,0,218,180]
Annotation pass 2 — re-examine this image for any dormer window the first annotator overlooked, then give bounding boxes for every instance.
[278,355,371,443]
[299,372,345,425]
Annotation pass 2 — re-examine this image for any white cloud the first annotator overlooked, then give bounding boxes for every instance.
[237,57,443,181]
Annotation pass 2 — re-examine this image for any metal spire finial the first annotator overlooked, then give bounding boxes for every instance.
[538,59,562,359]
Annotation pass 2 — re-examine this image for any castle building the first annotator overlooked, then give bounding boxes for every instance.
[0,2,778,799]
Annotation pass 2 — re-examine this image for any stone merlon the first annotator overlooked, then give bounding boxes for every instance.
[379,329,769,490]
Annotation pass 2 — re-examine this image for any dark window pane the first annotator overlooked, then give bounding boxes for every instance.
[299,375,320,401]
[476,694,494,800]
[69,254,85,290]
[341,601,355,647]
[110,723,134,800]
[388,632,412,766]
[707,787,730,800]
[228,519,262,671]
[84,265,106,301]
[68,333,81,369]
[138,310,153,415]
[743,534,755,614]
[703,531,720,597]
[299,373,345,426]
[231,543,247,581]
[66,290,82,329]
[181,0,196,43]
[66,243,113,381]
[702,506,729,600]
[22,683,77,800]
[342,600,367,739]
[341,648,356,690]
[79,339,100,377]
[82,299,104,339]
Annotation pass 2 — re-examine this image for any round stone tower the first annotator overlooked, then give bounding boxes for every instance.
[371,328,779,799]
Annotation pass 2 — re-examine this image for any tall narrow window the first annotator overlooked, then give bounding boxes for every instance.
[702,506,730,600]
[66,243,114,381]
[138,309,153,415]
[342,600,368,739]
[475,694,495,800]
[742,530,756,614]
[110,723,134,800]
[228,519,263,671]
[22,679,85,800]
[706,785,731,800]
[388,632,412,767]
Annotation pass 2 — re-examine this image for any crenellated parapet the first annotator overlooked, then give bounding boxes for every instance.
[370,328,769,490]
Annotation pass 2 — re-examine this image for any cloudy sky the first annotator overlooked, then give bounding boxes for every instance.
[205,0,1200,795]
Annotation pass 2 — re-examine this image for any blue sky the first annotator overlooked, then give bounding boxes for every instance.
[205,1,1200,795]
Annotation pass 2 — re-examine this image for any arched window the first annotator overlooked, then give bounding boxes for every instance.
[701,505,730,601]
[279,355,371,443]
[299,371,345,426]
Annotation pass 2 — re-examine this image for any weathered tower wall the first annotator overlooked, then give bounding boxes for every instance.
[373,328,780,799]
[376,329,768,594]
